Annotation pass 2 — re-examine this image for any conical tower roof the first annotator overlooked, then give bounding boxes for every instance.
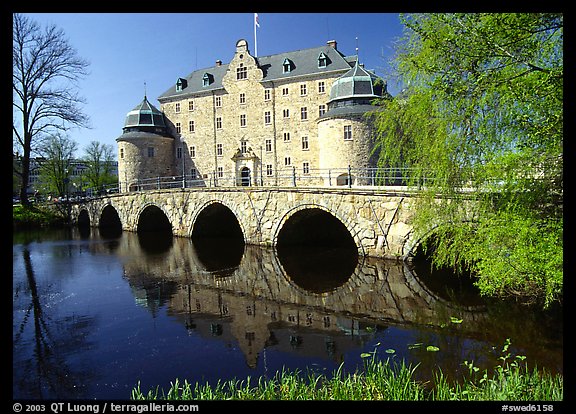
[328,60,379,103]
[123,95,167,130]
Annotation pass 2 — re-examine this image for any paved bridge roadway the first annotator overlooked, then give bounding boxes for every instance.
[72,186,435,260]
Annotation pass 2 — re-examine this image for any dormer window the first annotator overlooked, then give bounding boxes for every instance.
[176,77,187,91]
[202,73,213,87]
[282,58,294,74]
[318,52,331,68]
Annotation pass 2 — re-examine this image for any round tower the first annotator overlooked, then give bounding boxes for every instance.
[116,96,175,192]
[317,60,385,186]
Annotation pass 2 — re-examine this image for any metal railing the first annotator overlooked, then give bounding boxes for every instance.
[81,166,437,198]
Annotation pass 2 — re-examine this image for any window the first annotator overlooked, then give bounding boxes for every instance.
[303,162,310,175]
[264,111,271,125]
[283,109,289,118]
[236,63,247,80]
[318,81,325,93]
[147,147,154,157]
[217,167,223,178]
[176,78,187,91]
[282,87,289,96]
[344,125,353,140]
[216,143,223,156]
[202,73,213,86]
[189,120,195,132]
[301,136,309,150]
[319,104,326,117]
[300,84,307,96]
[190,146,196,158]
[300,107,308,121]
[282,58,293,73]
[188,100,194,111]
[176,122,181,134]
[318,52,328,68]
[283,132,290,142]
[240,114,247,127]
[177,147,182,159]
[190,168,197,179]
[120,148,124,159]
[265,139,272,152]
[284,156,291,166]
[216,117,222,129]
[239,93,246,104]
[266,164,273,176]
[215,96,222,107]
[241,141,247,154]
[264,89,271,101]
[175,102,181,113]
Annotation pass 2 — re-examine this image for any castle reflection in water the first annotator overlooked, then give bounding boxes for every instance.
[91,229,490,369]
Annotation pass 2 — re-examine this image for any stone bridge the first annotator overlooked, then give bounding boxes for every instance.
[72,186,431,260]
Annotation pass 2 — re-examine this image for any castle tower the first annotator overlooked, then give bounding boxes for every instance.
[317,60,385,186]
[116,95,176,192]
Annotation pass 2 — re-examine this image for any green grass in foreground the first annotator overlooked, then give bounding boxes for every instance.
[131,343,562,401]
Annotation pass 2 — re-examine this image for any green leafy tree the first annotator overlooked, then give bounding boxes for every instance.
[37,133,78,198]
[82,141,117,192]
[373,13,562,307]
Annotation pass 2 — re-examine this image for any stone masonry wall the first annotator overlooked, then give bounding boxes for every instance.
[73,187,419,260]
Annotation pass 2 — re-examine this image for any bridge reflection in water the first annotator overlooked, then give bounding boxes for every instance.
[86,226,554,377]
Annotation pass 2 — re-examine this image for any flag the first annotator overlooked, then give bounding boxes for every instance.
[254,13,260,28]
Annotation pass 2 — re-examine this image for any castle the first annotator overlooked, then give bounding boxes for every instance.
[116,39,387,192]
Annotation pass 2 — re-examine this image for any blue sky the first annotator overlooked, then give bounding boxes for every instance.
[20,13,406,157]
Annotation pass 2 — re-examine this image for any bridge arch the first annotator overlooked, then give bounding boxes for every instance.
[77,209,90,228]
[189,200,245,242]
[99,204,123,237]
[273,203,364,256]
[137,203,173,234]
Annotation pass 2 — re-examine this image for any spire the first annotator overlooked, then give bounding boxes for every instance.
[144,81,147,100]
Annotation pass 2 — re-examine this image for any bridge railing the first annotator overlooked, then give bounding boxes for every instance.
[87,167,437,196]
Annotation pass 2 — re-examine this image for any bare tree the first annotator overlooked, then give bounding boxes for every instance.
[13,13,90,206]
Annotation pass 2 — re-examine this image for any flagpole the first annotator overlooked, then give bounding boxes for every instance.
[254,13,259,57]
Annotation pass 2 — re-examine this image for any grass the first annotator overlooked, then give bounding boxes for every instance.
[131,342,562,401]
[13,203,66,229]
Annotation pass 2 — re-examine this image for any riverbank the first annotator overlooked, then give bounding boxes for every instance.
[131,348,563,401]
[13,203,67,229]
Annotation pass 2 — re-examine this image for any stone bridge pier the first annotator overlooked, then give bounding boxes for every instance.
[72,187,423,260]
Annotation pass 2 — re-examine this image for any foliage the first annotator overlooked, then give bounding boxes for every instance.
[131,340,562,401]
[13,204,65,229]
[82,141,118,191]
[37,133,78,197]
[372,13,563,307]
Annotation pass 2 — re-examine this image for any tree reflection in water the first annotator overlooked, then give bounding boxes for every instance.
[13,246,97,399]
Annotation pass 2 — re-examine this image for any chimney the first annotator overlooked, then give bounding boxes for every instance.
[215,60,222,66]
[327,40,337,50]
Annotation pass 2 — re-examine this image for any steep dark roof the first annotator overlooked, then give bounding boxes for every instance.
[158,44,357,101]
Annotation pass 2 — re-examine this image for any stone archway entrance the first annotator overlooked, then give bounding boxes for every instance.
[232,145,258,187]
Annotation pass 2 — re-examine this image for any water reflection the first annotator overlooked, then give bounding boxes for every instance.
[275,245,358,293]
[13,229,562,399]
[13,244,97,399]
[116,233,490,367]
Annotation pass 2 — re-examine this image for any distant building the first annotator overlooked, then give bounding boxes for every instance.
[117,39,388,192]
[13,155,118,195]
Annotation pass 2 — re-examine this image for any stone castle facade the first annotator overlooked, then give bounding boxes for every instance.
[117,39,387,192]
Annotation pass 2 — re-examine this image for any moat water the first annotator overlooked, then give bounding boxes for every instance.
[13,228,562,399]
